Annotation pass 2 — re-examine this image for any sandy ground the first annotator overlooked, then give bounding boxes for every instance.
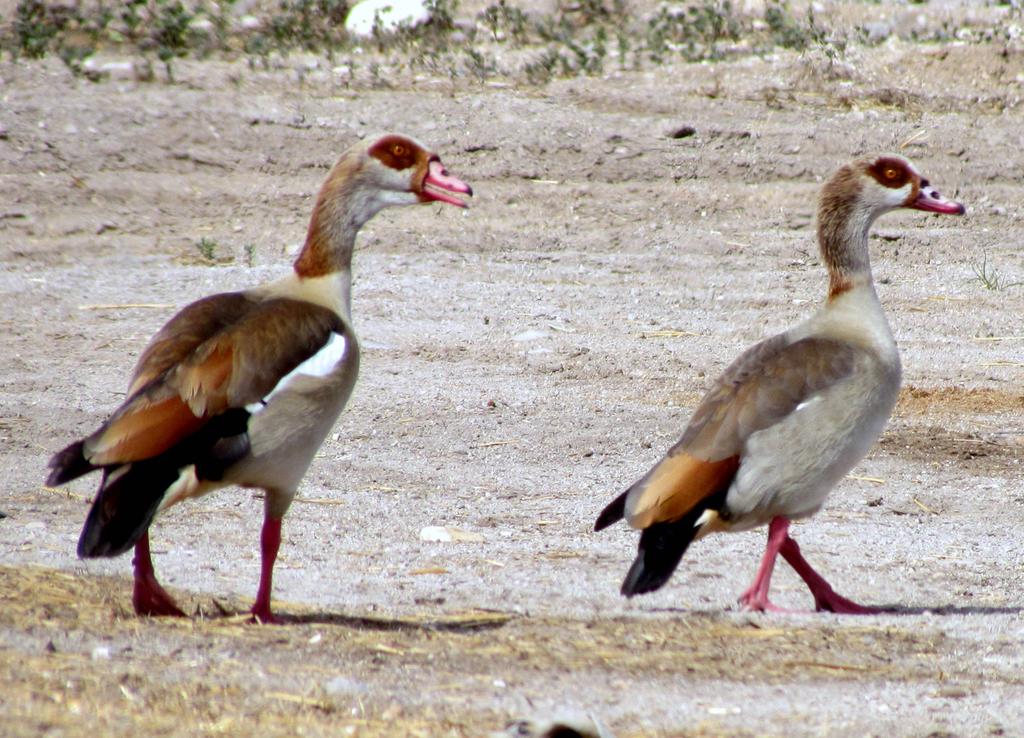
[1,2,1023,735]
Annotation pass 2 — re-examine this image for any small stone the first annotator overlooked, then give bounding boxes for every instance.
[91,646,111,660]
[81,58,137,81]
[419,526,485,543]
[345,0,431,38]
[238,15,261,31]
[863,21,891,44]
[324,675,368,695]
[189,17,214,34]
[670,125,697,139]
[420,526,454,542]
[512,329,550,342]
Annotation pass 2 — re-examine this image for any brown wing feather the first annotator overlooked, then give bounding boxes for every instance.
[176,343,235,416]
[624,335,861,528]
[84,296,344,467]
[207,298,345,407]
[127,292,255,396]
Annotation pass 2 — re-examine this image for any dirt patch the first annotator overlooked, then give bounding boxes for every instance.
[897,385,1024,418]
[879,424,1022,477]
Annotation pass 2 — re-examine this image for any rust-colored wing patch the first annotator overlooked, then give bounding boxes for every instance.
[86,394,205,465]
[90,336,242,465]
[625,452,739,529]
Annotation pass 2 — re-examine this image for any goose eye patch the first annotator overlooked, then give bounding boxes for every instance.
[868,157,912,189]
[369,135,419,171]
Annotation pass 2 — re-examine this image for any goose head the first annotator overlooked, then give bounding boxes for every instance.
[365,133,473,209]
[296,134,472,278]
[320,133,472,223]
[821,153,964,227]
[818,154,964,297]
[858,154,965,216]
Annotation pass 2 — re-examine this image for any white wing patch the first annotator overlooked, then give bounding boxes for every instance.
[794,394,823,414]
[246,332,348,413]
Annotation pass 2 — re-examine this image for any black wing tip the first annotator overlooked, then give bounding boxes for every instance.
[77,542,133,559]
[46,440,96,487]
[616,512,707,598]
[76,536,106,559]
[77,511,138,559]
[620,556,674,597]
[77,527,145,559]
[594,490,628,532]
[75,460,174,560]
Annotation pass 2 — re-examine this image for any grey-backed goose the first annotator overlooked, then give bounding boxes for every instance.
[596,154,964,613]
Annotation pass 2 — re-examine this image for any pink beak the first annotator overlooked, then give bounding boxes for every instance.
[909,182,965,215]
[421,159,473,208]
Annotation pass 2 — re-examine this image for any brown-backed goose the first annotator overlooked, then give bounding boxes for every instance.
[595,154,964,613]
[47,134,472,622]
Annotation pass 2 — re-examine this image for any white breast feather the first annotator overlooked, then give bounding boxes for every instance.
[247,332,348,412]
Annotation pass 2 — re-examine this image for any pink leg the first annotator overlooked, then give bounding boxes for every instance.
[779,534,877,614]
[737,517,793,612]
[250,515,283,624]
[132,532,186,617]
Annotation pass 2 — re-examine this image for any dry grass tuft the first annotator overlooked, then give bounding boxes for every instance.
[0,565,985,738]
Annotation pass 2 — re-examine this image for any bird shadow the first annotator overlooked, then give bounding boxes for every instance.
[194,601,1020,629]
[872,603,1024,616]
[194,601,513,632]
[281,610,512,632]
[648,604,1024,617]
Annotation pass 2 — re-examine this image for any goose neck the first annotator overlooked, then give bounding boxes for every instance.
[294,156,380,279]
[819,199,876,300]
